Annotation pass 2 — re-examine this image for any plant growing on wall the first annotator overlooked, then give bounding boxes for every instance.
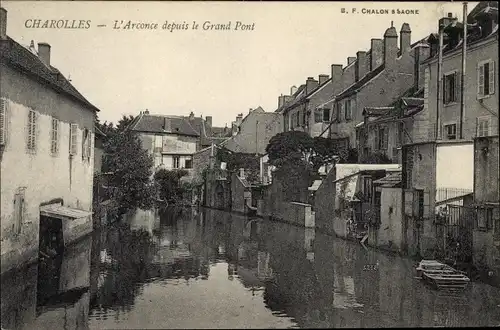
[216,146,260,182]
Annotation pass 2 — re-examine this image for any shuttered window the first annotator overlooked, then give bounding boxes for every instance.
[443,71,460,104]
[82,128,91,161]
[477,116,491,137]
[0,98,6,145]
[478,60,495,97]
[51,117,59,155]
[69,123,78,155]
[27,110,37,152]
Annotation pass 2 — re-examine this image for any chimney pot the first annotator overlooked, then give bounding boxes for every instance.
[189,111,195,120]
[38,42,51,66]
[144,109,150,115]
[370,39,384,71]
[355,51,368,81]
[205,116,212,127]
[400,23,411,55]
[0,7,6,40]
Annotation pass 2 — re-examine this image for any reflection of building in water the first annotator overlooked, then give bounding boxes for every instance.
[0,263,38,329]
[126,208,157,235]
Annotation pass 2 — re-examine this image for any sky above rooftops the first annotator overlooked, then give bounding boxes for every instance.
[1,1,478,127]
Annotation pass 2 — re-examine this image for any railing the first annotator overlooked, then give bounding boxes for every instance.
[436,188,473,205]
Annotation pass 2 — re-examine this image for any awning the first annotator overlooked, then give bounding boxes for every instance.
[40,204,92,221]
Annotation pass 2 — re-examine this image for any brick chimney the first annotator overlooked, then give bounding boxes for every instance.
[331,64,343,94]
[38,42,51,66]
[347,57,356,65]
[370,39,384,71]
[205,116,212,127]
[318,74,329,85]
[414,43,431,90]
[305,77,319,95]
[439,13,455,31]
[0,7,7,40]
[144,109,150,115]
[355,51,368,81]
[163,117,171,132]
[278,94,290,108]
[400,23,411,55]
[236,113,243,126]
[383,22,398,69]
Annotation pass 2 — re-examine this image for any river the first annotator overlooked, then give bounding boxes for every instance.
[1,207,500,329]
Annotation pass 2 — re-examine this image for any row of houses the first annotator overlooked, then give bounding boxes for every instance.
[196,2,499,286]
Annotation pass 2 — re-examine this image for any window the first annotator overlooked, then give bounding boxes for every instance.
[27,110,37,152]
[337,102,343,122]
[173,156,180,168]
[477,116,491,137]
[378,127,388,150]
[345,99,352,121]
[82,128,91,161]
[444,71,459,104]
[295,111,300,127]
[185,158,193,169]
[362,176,372,201]
[478,60,495,97]
[0,98,6,145]
[50,117,59,155]
[444,123,457,140]
[69,123,78,155]
[13,192,25,235]
[477,207,493,230]
[323,108,330,122]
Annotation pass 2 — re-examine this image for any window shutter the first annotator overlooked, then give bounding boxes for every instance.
[454,71,460,102]
[478,63,484,96]
[489,60,495,95]
[70,123,78,155]
[374,127,380,150]
[423,190,430,218]
[27,110,37,151]
[383,128,389,150]
[87,132,92,161]
[0,98,6,145]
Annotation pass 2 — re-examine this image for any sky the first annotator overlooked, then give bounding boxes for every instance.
[2,1,479,128]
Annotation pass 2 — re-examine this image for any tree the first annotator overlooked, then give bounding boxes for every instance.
[266,131,347,174]
[216,146,260,182]
[102,129,155,215]
[154,169,189,203]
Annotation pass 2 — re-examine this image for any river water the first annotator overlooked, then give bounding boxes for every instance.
[1,207,500,329]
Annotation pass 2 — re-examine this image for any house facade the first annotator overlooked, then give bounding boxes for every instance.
[128,110,226,180]
[327,23,430,151]
[0,8,99,274]
[401,5,498,258]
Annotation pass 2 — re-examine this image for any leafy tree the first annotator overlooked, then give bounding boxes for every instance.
[102,128,155,216]
[154,169,189,203]
[266,131,347,173]
[216,146,260,182]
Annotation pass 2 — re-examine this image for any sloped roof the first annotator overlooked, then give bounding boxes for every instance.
[0,37,100,112]
[363,107,393,117]
[281,84,306,113]
[336,64,386,100]
[130,114,200,136]
[373,171,402,187]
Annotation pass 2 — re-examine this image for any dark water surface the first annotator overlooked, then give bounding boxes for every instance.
[2,207,500,329]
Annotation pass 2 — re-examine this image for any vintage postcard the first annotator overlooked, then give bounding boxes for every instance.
[0,0,499,329]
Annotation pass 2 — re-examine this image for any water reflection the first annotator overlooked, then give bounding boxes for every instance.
[2,207,500,329]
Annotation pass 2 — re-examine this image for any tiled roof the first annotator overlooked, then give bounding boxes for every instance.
[336,64,386,100]
[402,97,424,107]
[281,84,306,112]
[0,37,100,112]
[130,114,200,136]
[363,107,393,117]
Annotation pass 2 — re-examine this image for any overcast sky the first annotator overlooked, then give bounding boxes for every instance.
[2,1,477,127]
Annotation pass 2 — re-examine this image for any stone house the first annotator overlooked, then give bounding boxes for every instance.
[325,22,430,151]
[401,4,498,257]
[128,110,227,181]
[0,8,99,274]
[222,106,283,155]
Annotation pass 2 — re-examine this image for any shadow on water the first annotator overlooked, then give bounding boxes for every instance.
[2,206,500,329]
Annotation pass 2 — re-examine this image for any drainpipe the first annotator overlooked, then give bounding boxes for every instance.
[437,24,444,140]
[459,2,468,140]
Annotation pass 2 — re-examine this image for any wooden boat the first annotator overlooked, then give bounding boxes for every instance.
[416,260,457,278]
[422,271,470,290]
[416,259,470,290]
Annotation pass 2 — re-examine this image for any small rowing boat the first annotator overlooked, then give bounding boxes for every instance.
[415,260,470,290]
